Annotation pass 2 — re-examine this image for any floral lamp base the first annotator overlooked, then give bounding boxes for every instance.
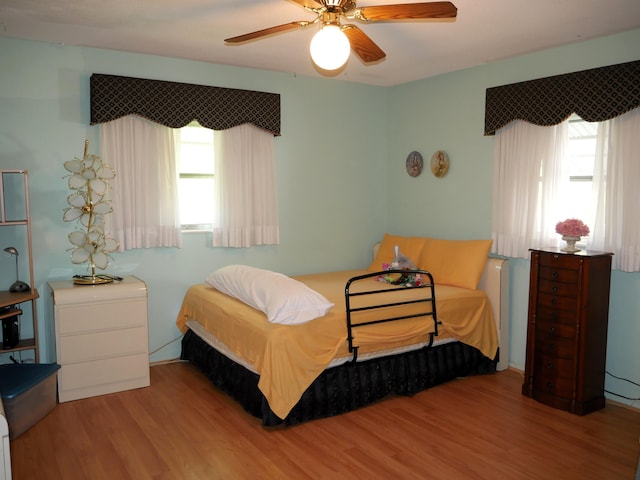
[561,235,581,253]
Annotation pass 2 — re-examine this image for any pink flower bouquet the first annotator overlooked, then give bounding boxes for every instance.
[555,218,590,237]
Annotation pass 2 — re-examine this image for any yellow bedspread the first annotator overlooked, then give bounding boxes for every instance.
[176,269,497,420]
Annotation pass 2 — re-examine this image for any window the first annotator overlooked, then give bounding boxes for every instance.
[492,107,640,271]
[177,122,215,231]
[565,115,598,234]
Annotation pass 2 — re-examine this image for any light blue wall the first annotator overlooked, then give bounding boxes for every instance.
[0,38,389,365]
[1,29,639,409]
[386,28,640,408]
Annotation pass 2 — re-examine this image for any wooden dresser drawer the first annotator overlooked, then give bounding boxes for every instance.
[533,368,574,400]
[538,292,578,310]
[538,252,583,270]
[535,319,577,341]
[536,304,577,326]
[539,265,579,284]
[538,278,579,297]
[535,334,575,359]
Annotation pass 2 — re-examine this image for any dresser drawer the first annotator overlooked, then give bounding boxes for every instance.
[536,304,577,326]
[538,292,578,311]
[535,333,575,359]
[57,326,148,364]
[538,252,583,270]
[58,353,150,402]
[55,299,147,335]
[533,368,574,399]
[535,318,577,339]
[539,265,579,284]
[538,277,578,297]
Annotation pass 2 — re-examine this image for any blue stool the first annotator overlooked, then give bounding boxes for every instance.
[0,363,60,439]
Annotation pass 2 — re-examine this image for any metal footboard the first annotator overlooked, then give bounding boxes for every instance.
[344,269,440,362]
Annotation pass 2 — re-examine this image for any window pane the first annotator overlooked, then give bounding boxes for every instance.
[568,117,597,178]
[177,122,215,228]
[178,177,215,225]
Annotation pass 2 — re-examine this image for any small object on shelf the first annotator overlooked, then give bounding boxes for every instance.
[3,247,30,292]
[0,307,20,349]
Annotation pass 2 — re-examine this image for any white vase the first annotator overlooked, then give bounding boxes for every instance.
[561,235,581,253]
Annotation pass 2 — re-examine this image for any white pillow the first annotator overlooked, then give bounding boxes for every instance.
[205,265,334,325]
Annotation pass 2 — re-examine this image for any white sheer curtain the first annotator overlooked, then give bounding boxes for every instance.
[491,119,568,258]
[591,108,640,271]
[212,123,279,247]
[99,115,182,250]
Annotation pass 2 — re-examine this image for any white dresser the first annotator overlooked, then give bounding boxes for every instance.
[48,276,150,402]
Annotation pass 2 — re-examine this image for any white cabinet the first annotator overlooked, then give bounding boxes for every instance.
[48,276,150,402]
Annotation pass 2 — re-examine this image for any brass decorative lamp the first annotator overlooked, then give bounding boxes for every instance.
[3,246,30,293]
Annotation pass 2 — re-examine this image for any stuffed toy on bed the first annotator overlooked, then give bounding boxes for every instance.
[378,245,422,287]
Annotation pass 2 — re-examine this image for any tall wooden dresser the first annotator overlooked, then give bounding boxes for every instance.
[522,248,613,415]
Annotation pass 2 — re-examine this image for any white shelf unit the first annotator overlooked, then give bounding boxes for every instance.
[0,170,39,363]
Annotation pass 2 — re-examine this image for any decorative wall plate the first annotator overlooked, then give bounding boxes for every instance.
[406,151,423,177]
[430,150,449,178]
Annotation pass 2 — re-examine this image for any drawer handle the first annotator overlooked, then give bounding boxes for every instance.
[549,326,556,334]
[547,361,554,369]
[551,313,558,320]
[548,343,555,352]
[551,298,557,305]
[551,286,557,293]
[547,381,553,390]
[551,271,558,279]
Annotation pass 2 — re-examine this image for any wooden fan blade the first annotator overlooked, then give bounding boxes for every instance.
[357,1,457,21]
[288,0,324,9]
[343,25,385,64]
[225,21,311,43]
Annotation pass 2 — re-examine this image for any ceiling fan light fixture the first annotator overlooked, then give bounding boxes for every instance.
[309,24,350,71]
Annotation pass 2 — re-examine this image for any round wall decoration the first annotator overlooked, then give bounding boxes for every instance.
[405,151,423,177]
[430,150,449,178]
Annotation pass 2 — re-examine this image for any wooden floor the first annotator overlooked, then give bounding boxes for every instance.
[10,362,640,480]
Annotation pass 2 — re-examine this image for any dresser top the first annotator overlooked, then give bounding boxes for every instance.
[530,247,613,258]
[48,275,146,305]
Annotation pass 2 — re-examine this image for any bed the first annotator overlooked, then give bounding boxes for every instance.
[177,235,510,426]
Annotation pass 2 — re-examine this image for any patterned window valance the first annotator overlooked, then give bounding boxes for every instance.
[484,60,640,136]
[90,74,281,136]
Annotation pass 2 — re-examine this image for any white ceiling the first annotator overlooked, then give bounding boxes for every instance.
[1,0,639,87]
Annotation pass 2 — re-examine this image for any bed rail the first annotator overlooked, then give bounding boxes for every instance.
[345,269,440,362]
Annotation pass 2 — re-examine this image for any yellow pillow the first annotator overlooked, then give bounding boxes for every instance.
[367,234,427,272]
[419,238,493,289]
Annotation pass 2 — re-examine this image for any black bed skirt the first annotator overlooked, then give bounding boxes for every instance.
[180,329,496,426]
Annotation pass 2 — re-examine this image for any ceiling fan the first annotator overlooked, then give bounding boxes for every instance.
[225,1,458,70]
